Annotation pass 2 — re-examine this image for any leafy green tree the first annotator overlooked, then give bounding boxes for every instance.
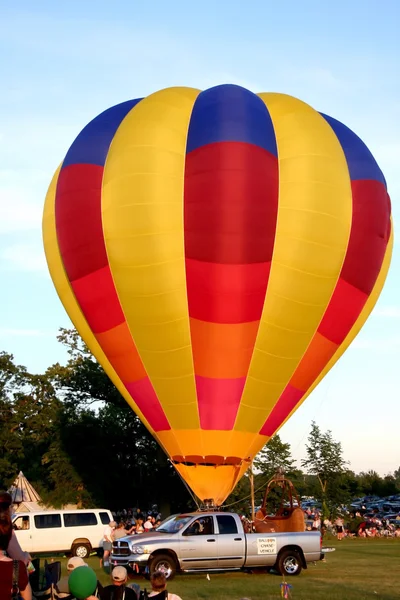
[0,352,27,397]
[46,329,125,410]
[394,467,400,491]
[224,436,299,514]
[250,435,299,509]
[381,475,398,497]
[357,470,398,498]
[13,328,400,516]
[0,353,51,489]
[0,335,192,512]
[341,470,362,499]
[357,470,381,496]
[253,434,296,477]
[301,421,348,517]
[41,437,94,508]
[46,329,192,512]
[0,395,24,486]
[224,471,251,514]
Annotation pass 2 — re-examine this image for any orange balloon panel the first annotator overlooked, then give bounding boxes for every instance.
[43,85,392,505]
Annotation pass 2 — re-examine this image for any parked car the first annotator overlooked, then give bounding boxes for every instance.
[111,511,329,579]
[12,508,113,557]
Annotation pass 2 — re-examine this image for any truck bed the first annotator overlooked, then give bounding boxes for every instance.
[243,531,321,567]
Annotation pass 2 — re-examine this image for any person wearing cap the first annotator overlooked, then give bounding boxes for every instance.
[0,491,30,565]
[102,520,117,566]
[143,516,153,531]
[56,556,88,596]
[102,566,137,599]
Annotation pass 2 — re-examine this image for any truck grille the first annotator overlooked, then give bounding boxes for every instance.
[112,541,130,556]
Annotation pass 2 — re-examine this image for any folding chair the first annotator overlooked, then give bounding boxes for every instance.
[95,580,105,598]
[51,585,74,600]
[44,560,62,586]
[29,558,41,593]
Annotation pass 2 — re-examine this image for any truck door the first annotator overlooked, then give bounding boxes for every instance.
[12,515,33,553]
[179,516,218,569]
[216,515,245,568]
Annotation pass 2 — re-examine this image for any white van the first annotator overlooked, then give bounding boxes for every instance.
[12,508,113,558]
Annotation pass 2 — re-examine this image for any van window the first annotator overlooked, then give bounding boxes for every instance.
[34,514,61,529]
[216,515,238,535]
[64,513,97,527]
[13,516,30,530]
[100,512,111,525]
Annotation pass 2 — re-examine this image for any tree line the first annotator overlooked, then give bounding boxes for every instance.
[1,329,399,516]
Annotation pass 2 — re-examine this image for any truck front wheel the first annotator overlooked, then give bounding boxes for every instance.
[149,554,177,580]
[276,549,302,576]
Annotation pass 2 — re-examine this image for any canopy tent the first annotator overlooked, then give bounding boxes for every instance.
[13,501,44,513]
[8,472,81,512]
[8,471,43,511]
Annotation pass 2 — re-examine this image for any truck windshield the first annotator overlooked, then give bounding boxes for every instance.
[156,516,193,533]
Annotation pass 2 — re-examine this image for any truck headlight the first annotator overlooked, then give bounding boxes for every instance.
[132,546,150,554]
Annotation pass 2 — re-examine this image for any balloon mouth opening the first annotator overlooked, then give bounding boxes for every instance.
[201,498,218,510]
[171,455,251,467]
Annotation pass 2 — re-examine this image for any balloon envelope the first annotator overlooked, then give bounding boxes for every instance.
[43,85,392,505]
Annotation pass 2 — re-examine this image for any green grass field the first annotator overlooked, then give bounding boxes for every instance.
[52,537,400,600]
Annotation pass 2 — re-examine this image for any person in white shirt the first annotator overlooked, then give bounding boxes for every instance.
[312,515,321,530]
[143,517,153,531]
[149,571,182,600]
[102,521,117,566]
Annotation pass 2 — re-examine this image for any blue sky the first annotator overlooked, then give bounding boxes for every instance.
[1,1,399,476]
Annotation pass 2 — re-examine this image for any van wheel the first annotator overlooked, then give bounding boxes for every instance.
[72,543,91,558]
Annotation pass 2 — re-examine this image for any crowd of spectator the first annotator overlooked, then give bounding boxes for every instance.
[302,504,400,538]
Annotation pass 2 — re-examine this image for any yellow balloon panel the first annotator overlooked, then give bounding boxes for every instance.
[102,87,201,431]
[235,93,353,432]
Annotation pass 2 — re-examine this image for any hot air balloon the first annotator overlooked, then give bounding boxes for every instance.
[43,85,392,506]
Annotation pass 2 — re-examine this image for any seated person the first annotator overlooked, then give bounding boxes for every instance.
[57,557,88,597]
[149,571,182,600]
[185,520,201,535]
[102,566,137,600]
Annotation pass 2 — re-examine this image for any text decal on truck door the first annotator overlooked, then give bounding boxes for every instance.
[257,537,277,554]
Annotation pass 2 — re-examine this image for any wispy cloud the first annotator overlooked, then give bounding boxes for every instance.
[374,142,400,169]
[373,306,400,318]
[352,335,400,351]
[0,169,53,233]
[0,191,42,233]
[0,328,50,337]
[1,243,47,272]
[0,12,191,70]
[287,67,344,90]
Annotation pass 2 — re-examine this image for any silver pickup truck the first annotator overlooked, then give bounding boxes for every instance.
[111,511,325,579]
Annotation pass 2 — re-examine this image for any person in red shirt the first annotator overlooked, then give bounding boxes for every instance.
[0,491,31,564]
[0,507,32,600]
